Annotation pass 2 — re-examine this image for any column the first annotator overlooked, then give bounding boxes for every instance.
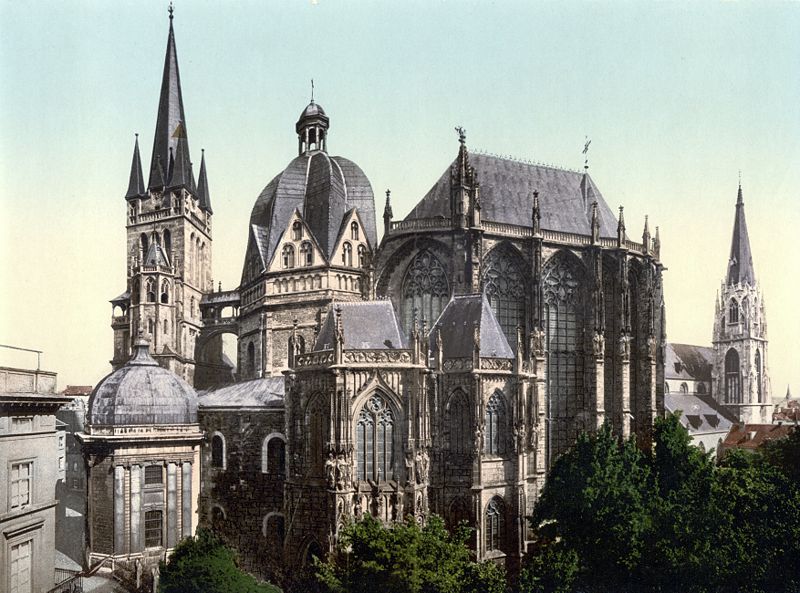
[181,462,193,538]
[130,465,142,552]
[167,463,178,548]
[114,465,125,553]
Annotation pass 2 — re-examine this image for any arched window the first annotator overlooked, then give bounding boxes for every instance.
[140,233,149,256]
[211,506,226,524]
[448,496,471,531]
[282,244,295,269]
[356,394,394,482]
[342,242,353,267]
[146,277,156,302]
[163,229,171,259]
[263,513,285,547]
[446,390,470,455]
[131,278,140,305]
[292,221,303,241]
[152,231,161,246]
[351,221,359,240]
[728,300,739,324]
[401,250,450,334]
[680,383,689,394]
[163,319,169,335]
[664,382,670,395]
[725,349,741,404]
[262,434,286,475]
[543,254,586,461]
[247,342,255,376]
[300,242,314,266]
[358,245,367,268]
[148,318,155,336]
[211,433,226,469]
[195,237,201,286]
[191,296,196,317]
[482,245,526,347]
[485,497,505,552]
[755,349,763,402]
[160,280,169,304]
[484,391,506,456]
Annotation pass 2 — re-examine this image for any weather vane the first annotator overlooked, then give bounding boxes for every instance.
[583,136,591,170]
[168,2,174,19]
[455,126,466,145]
[311,78,315,103]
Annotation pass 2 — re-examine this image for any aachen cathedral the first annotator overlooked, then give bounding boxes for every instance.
[80,10,678,584]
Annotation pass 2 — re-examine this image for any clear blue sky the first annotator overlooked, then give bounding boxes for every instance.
[1,1,798,397]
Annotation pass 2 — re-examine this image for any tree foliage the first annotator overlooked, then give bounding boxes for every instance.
[159,528,281,593]
[520,415,800,593]
[314,514,505,593]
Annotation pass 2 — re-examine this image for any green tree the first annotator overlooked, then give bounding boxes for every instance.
[159,528,281,593]
[314,514,505,593]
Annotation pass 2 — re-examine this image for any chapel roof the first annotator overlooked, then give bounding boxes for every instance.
[430,294,513,359]
[314,301,406,351]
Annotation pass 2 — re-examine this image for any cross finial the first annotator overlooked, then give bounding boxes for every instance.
[583,136,591,170]
[310,78,315,103]
[168,2,174,19]
[455,126,466,145]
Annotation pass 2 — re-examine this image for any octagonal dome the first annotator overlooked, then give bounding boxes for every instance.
[88,338,197,427]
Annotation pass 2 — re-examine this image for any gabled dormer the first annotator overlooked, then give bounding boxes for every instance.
[267,210,326,273]
[330,208,372,270]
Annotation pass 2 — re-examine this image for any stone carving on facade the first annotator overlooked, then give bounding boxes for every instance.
[414,450,429,484]
[531,327,545,357]
[592,331,605,359]
[647,334,657,359]
[474,424,484,458]
[619,334,631,361]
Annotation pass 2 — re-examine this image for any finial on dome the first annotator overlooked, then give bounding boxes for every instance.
[168,2,174,20]
[311,78,315,103]
[583,136,591,171]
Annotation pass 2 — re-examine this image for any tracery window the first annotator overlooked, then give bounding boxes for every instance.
[728,300,739,324]
[358,244,367,268]
[483,246,526,346]
[484,391,506,456]
[755,349,763,402]
[401,250,450,333]
[446,390,470,455]
[351,221,359,240]
[356,394,394,482]
[300,242,314,266]
[485,497,505,552]
[146,278,156,303]
[724,349,741,404]
[282,244,295,269]
[543,254,586,461]
[342,242,353,267]
[160,280,169,304]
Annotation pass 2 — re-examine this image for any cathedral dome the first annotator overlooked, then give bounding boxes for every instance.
[299,100,326,120]
[88,337,197,427]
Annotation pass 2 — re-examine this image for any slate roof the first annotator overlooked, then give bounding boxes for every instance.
[125,135,145,199]
[665,343,713,382]
[197,377,285,409]
[727,184,756,286]
[144,242,170,267]
[429,294,514,359]
[248,151,377,265]
[314,301,406,351]
[196,150,212,213]
[406,152,619,237]
[665,393,733,435]
[88,339,197,426]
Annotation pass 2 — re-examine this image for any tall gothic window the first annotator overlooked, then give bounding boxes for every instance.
[482,245,526,346]
[401,250,450,333]
[160,280,170,304]
[484,391,506,456]
[140,233,149,256]
[728,300,739,324]
[485,497,505,552]
[342,242,353,267]
[282,245,295,269]
[446,390,470,455]
[300,242,314,266]
[163,229,171,259]
[146,278,156,303]
[356,394,394,482]
[543,254,586,461]
[725,349,741,404]
[247,342,255,376]
[755,349,763,403]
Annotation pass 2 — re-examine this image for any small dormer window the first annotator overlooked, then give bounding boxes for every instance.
[282,244,296,268]
[292,221,303,241]
[351,221,359,240]
[342,242,353,267]
[301,242,313,266]
[358,244,367,268]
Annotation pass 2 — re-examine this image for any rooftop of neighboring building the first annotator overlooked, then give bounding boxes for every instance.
[62,385,93,397]
[665,392,734,435]
[197,376,285,410]
[314,300,407,351]
[721,423,795,452]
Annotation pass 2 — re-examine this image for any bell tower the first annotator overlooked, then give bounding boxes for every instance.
[111,7,213,385]
[712,182,771,423]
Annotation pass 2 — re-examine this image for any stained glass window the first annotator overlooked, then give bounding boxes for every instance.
[725,349,741,404]
[447,390,470,455]
[484,392,506,455]
[485,497,504,552]
[356,394,394,482]
[401,250,450,333]
[483,247,526,346]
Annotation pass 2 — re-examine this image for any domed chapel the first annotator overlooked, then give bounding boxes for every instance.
[89,9,668,581]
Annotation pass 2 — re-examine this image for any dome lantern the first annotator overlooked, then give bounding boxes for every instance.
[296,99,329,155]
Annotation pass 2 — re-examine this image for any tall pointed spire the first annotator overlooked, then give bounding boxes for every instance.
[167,126,194,190]
[196,149,213,214]
[125,134,145,199]
[726,180,755,286]
[148,7,192,190]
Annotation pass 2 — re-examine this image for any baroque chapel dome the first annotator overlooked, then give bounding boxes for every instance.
[88,337,198,427]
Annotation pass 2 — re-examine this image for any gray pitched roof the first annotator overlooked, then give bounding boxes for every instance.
[197,377,285,409]
[407,152,619,237]
[125,135,145,199]
[196,150,212,213]
[665,343,713,382]
[144,242,170,267]
[665,393,733,435]
[148,16,192,190]
[248,152,377,265]
[727,184,756,286]
[314,301,406,351]
[430,294,513,359]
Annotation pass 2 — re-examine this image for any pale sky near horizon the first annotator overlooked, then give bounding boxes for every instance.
[0,1,798,398]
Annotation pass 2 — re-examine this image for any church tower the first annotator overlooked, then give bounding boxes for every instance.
[111,8,213,385]
[712,182,771,423]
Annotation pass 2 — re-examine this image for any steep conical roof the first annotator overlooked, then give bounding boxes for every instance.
[726,183,756,286]
[125,134,146,199]
[148,12,192,190]
[167,128,195,190]
[196,149,213,213]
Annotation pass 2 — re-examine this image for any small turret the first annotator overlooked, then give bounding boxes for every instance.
[591,201,600,244]
[532,190,541,236]
[642,215,651,255]
[617,206,626,247]
[125,134,146,199]
[196,149,213,214]
[383,189,393,236]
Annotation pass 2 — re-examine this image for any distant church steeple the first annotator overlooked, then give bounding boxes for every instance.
[712,180,771,423]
